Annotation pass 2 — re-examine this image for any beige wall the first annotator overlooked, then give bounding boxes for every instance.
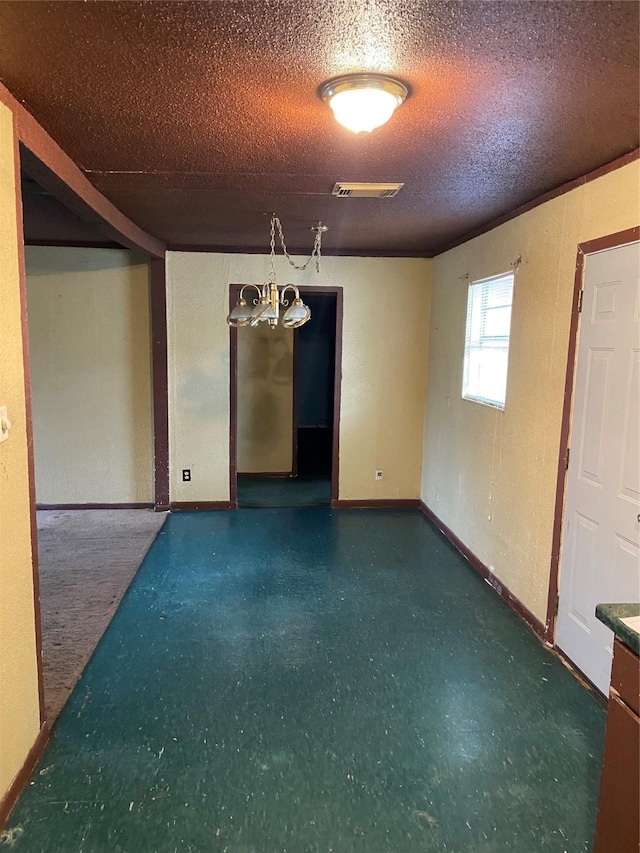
[237,322,294,474]
[421,161,640,623]
[0,103,41,803]
[26,247,154,504]
[167,252,431,502]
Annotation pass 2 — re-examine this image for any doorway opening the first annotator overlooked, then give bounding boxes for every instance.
[229,286,342,508]
[20,166,165,724]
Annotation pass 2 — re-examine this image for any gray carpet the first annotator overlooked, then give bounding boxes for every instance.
[37,509,167,724]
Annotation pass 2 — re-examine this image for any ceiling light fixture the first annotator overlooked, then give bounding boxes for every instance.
[320,73,408,134]
[227,214,327,329]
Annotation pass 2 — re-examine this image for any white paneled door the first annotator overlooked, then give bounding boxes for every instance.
[557,241,640,695]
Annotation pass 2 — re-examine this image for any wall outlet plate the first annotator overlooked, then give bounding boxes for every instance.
[375,469,383,480]
[182,468,191,482]
[0,406,10,444]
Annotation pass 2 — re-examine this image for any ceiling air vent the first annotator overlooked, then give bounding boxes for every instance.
[332,182,404,198]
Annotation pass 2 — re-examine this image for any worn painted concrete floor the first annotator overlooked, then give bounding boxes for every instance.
[237,476,331,508]
[4,509,605,852]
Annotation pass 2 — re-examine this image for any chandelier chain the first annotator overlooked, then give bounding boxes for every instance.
[271,215,322,274]
[227,212,321,329]
[268,216,277,282]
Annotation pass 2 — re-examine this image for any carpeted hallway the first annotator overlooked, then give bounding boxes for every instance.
[5,508,605,852]
[37,509,167,723]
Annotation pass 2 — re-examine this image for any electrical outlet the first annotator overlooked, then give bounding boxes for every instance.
[182,469,191,482]
[375,469,383,480]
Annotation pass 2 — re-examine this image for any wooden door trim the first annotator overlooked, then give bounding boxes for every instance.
[546,226,640,644]
[229,285,240,507]
[229,284,343,505]
[12,121,46,729]
[331,289,343,506]
[291,327,299,478]
[150,258,170,511]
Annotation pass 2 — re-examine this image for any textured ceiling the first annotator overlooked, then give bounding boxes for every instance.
[1,0,638,256]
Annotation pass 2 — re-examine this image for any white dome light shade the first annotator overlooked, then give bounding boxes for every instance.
[328,88,399,133]
[321,74,408,134]
[227,297,253,327]
[282,298,311,328]
[250,298,278,325]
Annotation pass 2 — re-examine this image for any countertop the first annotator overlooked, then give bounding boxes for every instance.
[596,603,640,656]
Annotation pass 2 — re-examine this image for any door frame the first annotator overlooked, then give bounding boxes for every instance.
[291,326,299,478]
[545,225,640,645]
[228,284,343,508]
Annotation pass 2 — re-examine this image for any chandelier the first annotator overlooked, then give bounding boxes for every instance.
[227,215,327,329]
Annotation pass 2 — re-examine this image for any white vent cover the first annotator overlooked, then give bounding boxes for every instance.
[332,182,404,198]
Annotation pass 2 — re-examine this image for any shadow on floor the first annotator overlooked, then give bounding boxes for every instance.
[237,475,331,507]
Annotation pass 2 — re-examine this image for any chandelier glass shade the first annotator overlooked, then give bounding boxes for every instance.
[227,283,312,329]
[320,74,408,133]
[227,215,324,329]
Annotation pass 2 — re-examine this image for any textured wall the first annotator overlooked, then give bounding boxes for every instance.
[25,247,153,504]
[0,103,41,802]
[237,321,294,474]
[421,161,640,623]
[167,253,431,502]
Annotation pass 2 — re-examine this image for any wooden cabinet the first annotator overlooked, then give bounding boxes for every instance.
[593,639,640,853]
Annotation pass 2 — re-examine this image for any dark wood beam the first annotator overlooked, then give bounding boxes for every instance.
[0,82,165,258]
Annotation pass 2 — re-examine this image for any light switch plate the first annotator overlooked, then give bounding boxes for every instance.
[0,406,10,444]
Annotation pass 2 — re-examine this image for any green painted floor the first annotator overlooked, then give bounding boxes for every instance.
[4,509,605,852]
[237,476,331,508]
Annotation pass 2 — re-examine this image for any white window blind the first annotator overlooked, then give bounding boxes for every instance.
[462,272,514,409]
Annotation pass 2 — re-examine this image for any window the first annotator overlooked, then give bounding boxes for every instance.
[463,272,514,409]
